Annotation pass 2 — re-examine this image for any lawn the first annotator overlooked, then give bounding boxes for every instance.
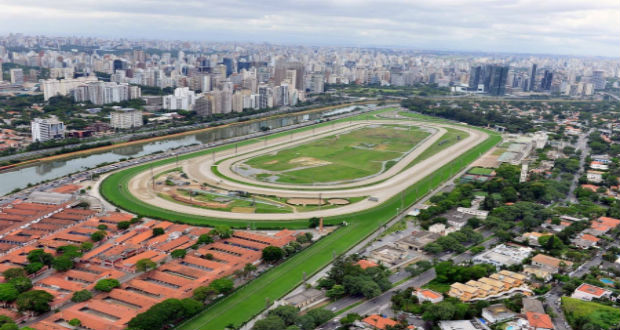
[561,297,620,329]
[243,125,430,184]
[467,167,495,176]
[402,127,469,170]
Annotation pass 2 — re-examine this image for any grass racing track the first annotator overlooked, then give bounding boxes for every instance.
[100,111,500,329]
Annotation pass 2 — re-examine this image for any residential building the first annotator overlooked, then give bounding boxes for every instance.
[526,312,554,330]
[110,108,143,129]
[472,244,533,268]
[571,233,599,249]
[530,254,572,274]
[9,68,24,84]
[586,170,604,183]
[31,117,65,142]
[415,289,443,303]
[362,314,398,330]
[571,283,612,301]
[481,304,516,324]
[394,231,440,251]
[162,87,197,110]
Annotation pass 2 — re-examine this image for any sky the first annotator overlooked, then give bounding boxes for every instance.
[0,0,618,57]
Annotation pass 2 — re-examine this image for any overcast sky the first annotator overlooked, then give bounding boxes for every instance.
[0,0,618,57]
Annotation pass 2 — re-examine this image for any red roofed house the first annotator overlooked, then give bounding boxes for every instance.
[363,314,398,330]
[357,259,378,270]
[415,288,443,303]
[572,233,599,249]
[590,216,620,235]
[571,283,612,301]
[526,312,554,330]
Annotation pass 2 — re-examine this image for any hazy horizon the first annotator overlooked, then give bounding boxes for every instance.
[0,0,618,58]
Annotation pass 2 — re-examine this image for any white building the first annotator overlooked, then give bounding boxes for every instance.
[571,283,612,301]
[586,170,604,183]
[31,117,65,142]
[110,108,143,129]
[415,289,443,304]
[10,68,24,85]
[42,76,98,101]
[162,87,197,110]
[472,244,533,269]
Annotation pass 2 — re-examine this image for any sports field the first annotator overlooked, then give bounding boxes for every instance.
[242,125,430,184]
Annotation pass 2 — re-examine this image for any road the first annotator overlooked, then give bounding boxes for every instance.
[320,268,436,330]
[565,131,589,204]
[569,250,603,278]
[544,286,571,330]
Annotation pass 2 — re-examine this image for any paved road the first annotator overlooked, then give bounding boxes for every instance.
[321,268,436,330]
[544,286,571,330]
[570,250,603,278]
[565,131,590,203]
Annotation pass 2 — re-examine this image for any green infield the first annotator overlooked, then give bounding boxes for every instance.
[241,125,430,184]
[176,130,501,330]
[561,297,620,329]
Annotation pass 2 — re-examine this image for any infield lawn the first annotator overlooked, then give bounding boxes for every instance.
[242,125,431,184]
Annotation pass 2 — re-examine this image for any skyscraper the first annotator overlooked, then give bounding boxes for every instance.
[486,65,509,96]
[592,70,606,90]
[468,66,482,90]
[540,70,553,90]
[528,64,537,92]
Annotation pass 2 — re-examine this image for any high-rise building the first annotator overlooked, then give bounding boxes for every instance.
[31,117,65,142]
[222,58,234,76]
[194,94,214,117]
[110,108,143,129]
[310,74,324,93]
[468,66,482,90]
[42,76,98,100]
[528,64,537,92]
[592,70,606,90]
[10,68,24,85]
[162,87,197,110]
[486,65,509,96]
[540,70,553,91]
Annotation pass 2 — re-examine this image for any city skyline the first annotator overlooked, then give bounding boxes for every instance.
[0,0,618,57]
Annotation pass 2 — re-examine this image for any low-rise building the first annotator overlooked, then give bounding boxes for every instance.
[526,312,554,330]
[362,314,398,330]
[571,283,612,301]
[530,254,572,274]
[394,231,440,251]
[522,297,545,314]
[586,170,604,183]
[438,320,489,330]
[472,244,533,269]
[415,289,443,303]
[572,233,599,249]
[449,270,529,302]
[481,304,516,324]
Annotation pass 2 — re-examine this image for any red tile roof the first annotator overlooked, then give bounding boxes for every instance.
[363,314,398,330]
[527,312,554,329]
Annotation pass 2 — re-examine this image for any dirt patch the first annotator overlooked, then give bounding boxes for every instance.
[288,157,331,167]
[286,198,326,206]
[264,160,279,165]
[327,198,350,205]
[231,207,255,213]
[375,144,388,151]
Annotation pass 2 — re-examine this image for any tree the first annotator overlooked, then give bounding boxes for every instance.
[243,263,257,277]
[127,298,202,330]
[197,234,213,245]
[0,283,18,302]
[68,319,81,328]
[9,277,32,293]
[71,289,93,303]
[2,268,26,281]
[208,278,234,294]
[97,224,108,230]
[262,246,285,263]
[171,249,186,259]
[57,245,82,258]
[193,286,217,301]
[326,284,345,299]
[16,290,54,314]
[136,258,157,272]
[252,315,286,330]
[52,256,74,272]
[90,230,107,242]
[152,227,165,236]
[268,305,299,326]
[80,241,94,251]
[95,278,120,292]
[308,217,320,228]
[27,249,53,265]
[0,316,17,330]
[211,225,233,238]
[117,221,131,230]
[24,262,43,275]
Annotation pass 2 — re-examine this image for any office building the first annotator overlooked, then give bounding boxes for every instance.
[10,68,24,84]
[486,65,509,96]
[31,117,65,142]
[540,70,553,90]
[468,66,482,90]
[592,70,606,90]
[529,64,537,91]
[110,108,143,129]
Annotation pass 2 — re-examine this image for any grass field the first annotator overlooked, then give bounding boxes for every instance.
[561,297,620,329]
[467,167,495,175]
[242,125,430,184]
[176,130,501,329]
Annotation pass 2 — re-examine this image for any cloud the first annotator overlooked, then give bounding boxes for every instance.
[0,0,618,56]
